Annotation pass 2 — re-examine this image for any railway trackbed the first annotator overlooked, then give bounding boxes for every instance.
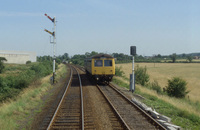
[41,65,131,129]
[39,65,166,129]
[46,65,84,129]
[98,83,166,130]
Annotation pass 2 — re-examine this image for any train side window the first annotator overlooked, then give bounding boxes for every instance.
[104,60,112,66]
[95,60,102,67]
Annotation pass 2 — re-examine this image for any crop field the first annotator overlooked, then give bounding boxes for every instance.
[116,63,200,103]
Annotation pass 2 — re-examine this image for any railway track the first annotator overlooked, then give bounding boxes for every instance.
[95,84,130,130]
[46,65,84,129]
[39,65,166,129]
[38,65,72,130]
[78,66,128,129]
[98,83,166,130]
[41,65,128,129]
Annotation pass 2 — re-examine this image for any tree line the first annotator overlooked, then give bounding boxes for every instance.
[0,51,199,74]
[68,51,199,66]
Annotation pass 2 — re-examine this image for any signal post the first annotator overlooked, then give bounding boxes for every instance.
[130,46,136,92]
[44,13,56,84]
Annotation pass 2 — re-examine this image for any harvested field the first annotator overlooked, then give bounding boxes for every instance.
[116,63,200,103]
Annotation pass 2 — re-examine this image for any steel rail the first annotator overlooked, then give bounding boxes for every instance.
[96,84,131,130]
[73,66,84,130]
[108,83,167,130]
[46,66,73,130]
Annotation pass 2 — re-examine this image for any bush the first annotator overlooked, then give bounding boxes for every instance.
[30,61,52,77]
[0,62,5,73]
[15,70,35,89]
[0,75,28,102]
[26,61,31,64]
[115,66,124,77]
[151,80,162,94]
[56,58,61,64]
[0,57,7,73]
[0,77,6,93]
[0,61,52,102]
[165,77,189,98]
[0,88,20,102]
[3,70,35,90]
[135,65,149,86]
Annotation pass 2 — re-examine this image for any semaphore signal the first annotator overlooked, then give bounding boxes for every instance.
[44,13,55,23]
[44,13,57,84]
[44,29,54,36]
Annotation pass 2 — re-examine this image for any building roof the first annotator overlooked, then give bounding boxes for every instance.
[91,54,113,58]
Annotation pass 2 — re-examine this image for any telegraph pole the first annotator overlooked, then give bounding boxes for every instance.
[44,13,56,84]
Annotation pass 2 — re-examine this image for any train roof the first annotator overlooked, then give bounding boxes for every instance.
[91,54,113,58]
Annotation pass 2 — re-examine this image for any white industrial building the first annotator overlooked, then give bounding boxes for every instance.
[0,50,36,64]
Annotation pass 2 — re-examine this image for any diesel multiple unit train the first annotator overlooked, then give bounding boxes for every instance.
[84,54,115,82]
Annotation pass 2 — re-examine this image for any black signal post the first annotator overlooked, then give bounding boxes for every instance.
[130,46,136,92]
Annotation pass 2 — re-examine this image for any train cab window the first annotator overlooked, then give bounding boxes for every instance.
[104,60,112,66]
[95,60,102,67]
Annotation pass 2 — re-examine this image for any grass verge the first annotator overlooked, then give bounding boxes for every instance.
[0,64,67,130]
[112,76,200,129]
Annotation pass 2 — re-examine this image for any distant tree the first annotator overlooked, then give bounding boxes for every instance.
[155,54,162,58]
[55,58,62,64]
[56,53,69,63]
[90,51,98,57]
[182,53,186,58]
[186,55,193,63]
[63,53,70,61]
[85,51,98,58]
[158,54,161,58]
[113,53,132,63]
[170,53,177,63]
[137,55,144,59]
[71,54,86,66]
[0,57,7,73]
[63,53,69,58]
[85,52,91,57]
[37,55,53,62]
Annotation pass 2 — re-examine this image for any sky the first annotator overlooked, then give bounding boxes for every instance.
[1,0,200,57]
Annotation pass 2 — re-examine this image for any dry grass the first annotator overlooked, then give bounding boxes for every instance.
[116,63,200,103]
[135,84,200,117]
[114,75,200,117]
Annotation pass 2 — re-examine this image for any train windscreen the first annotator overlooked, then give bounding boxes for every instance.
[104,60,112,66]
[95,60,103,67]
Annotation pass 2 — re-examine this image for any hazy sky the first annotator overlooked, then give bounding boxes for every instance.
[1,0,200,56]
